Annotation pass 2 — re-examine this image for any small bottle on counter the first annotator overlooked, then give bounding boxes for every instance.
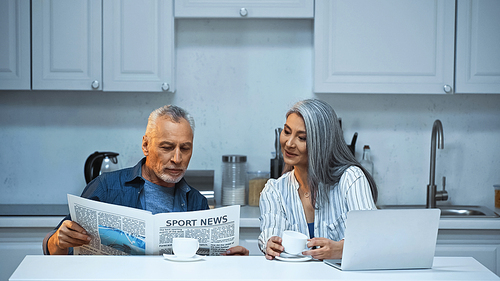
[360,145,373,176]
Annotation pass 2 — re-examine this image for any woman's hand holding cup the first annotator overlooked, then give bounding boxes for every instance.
[265,236,284,260]
[302,238,344,260]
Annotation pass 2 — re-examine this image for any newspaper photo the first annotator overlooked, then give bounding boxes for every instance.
[67,194,240,256]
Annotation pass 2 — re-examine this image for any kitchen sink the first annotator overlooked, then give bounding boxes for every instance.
[378,205,499,218]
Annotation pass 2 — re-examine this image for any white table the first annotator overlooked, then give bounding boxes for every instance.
[9,255,500,281]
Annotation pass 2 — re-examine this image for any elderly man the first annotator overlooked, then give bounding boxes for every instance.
[43,105,248,256]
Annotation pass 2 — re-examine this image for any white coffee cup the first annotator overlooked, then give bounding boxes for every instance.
[172,238,199,258]
[281,230,309,255]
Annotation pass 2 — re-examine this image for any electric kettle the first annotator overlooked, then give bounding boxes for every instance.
[84,151,120,184]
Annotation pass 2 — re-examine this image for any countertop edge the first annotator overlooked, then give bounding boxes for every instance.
[0,216,65,228]
[2,206,500,230]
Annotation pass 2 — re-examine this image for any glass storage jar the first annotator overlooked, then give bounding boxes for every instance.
[221,155,247,206]
[247,171,270,206]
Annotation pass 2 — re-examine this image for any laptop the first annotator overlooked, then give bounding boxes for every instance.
[324,208,440,271]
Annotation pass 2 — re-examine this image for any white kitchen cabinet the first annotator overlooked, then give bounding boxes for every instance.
[0,242,43,281]
[436,245,499,274]
[31,0,102,90]
[435,229,500,276]
[455,0,500,94]
[314,0,456,94]
[103,0,175,92]
[0,0,31,90]
[31,0,174,92]
[175,0,313,18]
[0,224,56,281]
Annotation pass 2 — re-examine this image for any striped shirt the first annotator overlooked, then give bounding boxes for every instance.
[258,166,376,252]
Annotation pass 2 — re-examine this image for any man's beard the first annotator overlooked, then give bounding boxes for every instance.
[156,167,185,184]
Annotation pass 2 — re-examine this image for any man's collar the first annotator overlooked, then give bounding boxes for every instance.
[125,157,146,184]
[175,177,191,193]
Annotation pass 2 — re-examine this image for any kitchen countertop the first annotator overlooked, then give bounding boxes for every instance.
[0,204,69,216]
[1,205,500,230]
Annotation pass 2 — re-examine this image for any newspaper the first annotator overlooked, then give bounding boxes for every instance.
[67,194,240,256]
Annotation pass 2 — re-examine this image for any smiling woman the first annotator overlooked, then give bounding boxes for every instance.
[258,99,378,261]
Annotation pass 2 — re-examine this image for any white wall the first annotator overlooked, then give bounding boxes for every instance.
[1,19,499,211]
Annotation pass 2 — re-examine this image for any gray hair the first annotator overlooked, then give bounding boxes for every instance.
[284,99,377,207]
[145,105,195,137]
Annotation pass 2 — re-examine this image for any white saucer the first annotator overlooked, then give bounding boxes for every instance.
[275,252,312,262]
[163,254,204,262]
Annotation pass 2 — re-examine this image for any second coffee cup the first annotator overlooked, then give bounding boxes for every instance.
[172,237,199,258]
[282,230,309,255]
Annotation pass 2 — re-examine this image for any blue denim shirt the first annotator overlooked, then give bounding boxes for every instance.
[43,158,209,255]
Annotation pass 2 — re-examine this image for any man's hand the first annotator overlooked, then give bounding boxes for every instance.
[265,236,284,260]
[222,246,249,256]
[302,238,344,260]
[47,220,91,255]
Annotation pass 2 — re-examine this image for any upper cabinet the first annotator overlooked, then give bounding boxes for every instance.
[103,0,174,92]
[455,0,500,94]
[0,0,31,90]
[174,0,313,18]
[32,0,102,90]
[314,0,456,94]
[31,0,174,92]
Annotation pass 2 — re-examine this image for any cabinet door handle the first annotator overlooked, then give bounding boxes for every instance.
[443,84,452,93]
[91,80,99,89]
[239,8,248,17]
[162,83,170,91]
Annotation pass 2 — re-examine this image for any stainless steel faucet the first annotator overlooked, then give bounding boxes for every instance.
[426,120,448,208]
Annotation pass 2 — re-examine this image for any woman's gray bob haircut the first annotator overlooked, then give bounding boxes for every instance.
[145,105,195,137]
[284,99,377,207]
